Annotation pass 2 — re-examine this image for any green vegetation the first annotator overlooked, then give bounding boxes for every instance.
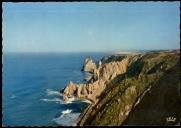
[126,58,144,78]
[101,55,126,64]
[78,51,180,126]
[123,61,180,125]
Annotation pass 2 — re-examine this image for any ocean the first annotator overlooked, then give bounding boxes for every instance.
[2,52,107,126]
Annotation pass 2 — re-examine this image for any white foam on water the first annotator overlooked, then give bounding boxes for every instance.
[40,88,92,126]
[42,88,92,105]
[41,89,91,126]
[43,88,81,104]
[61,109,72,114]
[67,97,76,102]
[53,109,73,120]
[52,111,80,126]
[10,95,16,99]
[40,97,76,105]
[46,89,63,96]
[40,98,64,104]
[81,99,92,104]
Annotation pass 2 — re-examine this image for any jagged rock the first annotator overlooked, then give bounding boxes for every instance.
[62,52,179,126]
[63,81,77,97]
[82,57,97,73]
[76,51,180,126]
[99,57,130,82]
[62,55,131,103]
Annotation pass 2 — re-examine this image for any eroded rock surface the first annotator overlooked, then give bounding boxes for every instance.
[75,51,180,126]
[60,50,180,126]
[61,55,132,103]
[81,57,97,73]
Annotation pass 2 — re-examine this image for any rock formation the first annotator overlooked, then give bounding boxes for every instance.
[61,54,132,103]
[60,50,180,126]
[81,57,97,73]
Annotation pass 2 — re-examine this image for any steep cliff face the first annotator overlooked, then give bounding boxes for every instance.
[62,55,132,103]
[99,57,130,81]
[76,50,180,126]
[122,61,180,125]
[60,50,180,126]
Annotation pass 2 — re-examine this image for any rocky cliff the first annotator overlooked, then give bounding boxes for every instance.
[61,54,133,103]
[81,57,97,73]
[61,50,180,126]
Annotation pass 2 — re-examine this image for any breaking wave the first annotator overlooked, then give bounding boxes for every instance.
[66,97,77,103]
[40,98,64,104]
[61,109,72,115]
[52,110,80,126]
[40,96,78,104]
[41,88,91,126]
[46,89,63,96]
[41,88,92,105]
[81,99,92,104]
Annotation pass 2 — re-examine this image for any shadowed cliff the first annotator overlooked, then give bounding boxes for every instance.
[61,50,180,126]
[122,61,180,126]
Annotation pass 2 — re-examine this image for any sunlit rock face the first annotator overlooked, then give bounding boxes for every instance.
[61,50,180,126]
[99,57,130,81]
[76,50,180,126]
[81,57,97,73]
[61,55,132,103]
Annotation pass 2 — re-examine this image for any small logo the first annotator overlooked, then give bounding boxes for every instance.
[166,116,176,122]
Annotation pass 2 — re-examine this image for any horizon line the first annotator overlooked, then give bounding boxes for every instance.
[3,48,180,54]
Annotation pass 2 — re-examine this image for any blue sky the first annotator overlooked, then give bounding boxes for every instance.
[2,2,180,53]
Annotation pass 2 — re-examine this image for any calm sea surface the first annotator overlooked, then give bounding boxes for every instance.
[2,52,108,126]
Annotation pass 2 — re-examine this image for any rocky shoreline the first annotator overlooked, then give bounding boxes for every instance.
[61,53,132,103]
[60,50,180,126]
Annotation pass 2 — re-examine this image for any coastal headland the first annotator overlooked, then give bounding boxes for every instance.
[60,50,180,126]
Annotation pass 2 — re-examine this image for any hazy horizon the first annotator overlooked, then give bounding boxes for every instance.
[2,2,180,53]
[3,48,179,54]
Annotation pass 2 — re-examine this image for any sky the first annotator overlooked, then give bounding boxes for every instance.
[2,2,180,53]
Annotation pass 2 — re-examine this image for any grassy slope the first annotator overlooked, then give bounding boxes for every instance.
[122,61,180,126]
[77,51,180,126]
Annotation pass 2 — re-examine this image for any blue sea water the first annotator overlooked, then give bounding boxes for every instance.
[2,52,107,126]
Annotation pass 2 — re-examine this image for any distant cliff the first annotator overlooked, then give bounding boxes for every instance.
[61,50,180,126]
